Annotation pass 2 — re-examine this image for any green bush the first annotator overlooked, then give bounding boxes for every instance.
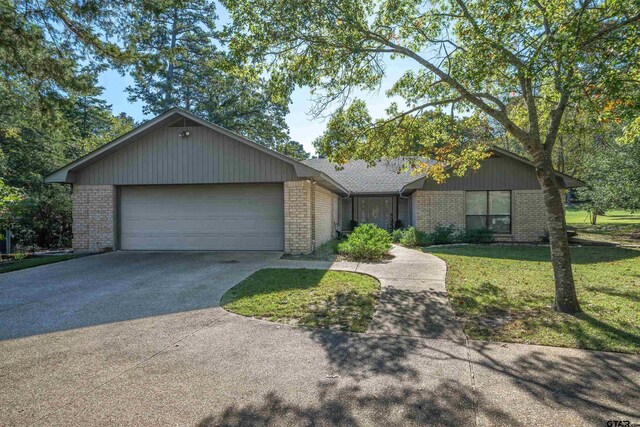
[460,228,495,244]
[14,252,27,261]
[399,227,419,247]
[391,228,404,243]
[425,224,460,245]
[338,223,392,261]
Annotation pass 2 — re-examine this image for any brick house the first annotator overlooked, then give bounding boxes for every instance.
[46,108,582,254]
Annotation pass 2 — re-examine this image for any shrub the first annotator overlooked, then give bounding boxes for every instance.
[338,223,392,261]
[391,228,404,243]
[460,228,495,244]
[399,227,419,247]
[425,224,460,245]
[14,252,27,261]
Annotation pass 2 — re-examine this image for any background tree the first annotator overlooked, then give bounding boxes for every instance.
[276,140,310,160]
[223,0,640,313]
[577,129,640,224]
[124,0,293,148]
[0,1,136,249]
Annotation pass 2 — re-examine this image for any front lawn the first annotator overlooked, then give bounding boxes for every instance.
[221,268,380,332]
[425,245,640,353]
[0,254,77,274]
[566,207,640,245]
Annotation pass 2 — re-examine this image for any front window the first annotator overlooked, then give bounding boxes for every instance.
[465,191,511,233]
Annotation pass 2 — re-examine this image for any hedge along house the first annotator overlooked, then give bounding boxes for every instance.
[46,108,582,254]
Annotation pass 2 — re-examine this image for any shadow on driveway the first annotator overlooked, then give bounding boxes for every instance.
[0,251,281,340]
[197,331,640,426]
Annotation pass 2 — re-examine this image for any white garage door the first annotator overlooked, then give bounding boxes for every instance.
[119,184,284,250]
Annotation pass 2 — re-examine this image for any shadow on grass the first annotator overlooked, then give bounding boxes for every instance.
[447,281,640,352]
[585,285,640,303]
[568,312,640,350]
[221,268,333,301]
[221,268,380,332]
[426,245,640,264]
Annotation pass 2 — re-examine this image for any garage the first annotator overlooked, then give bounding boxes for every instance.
[46,108,346,253]
[119,184,284,251]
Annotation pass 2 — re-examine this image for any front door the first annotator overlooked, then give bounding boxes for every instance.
[358,197,393,229]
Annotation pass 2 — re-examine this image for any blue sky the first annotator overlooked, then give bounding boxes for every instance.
[97,57,415,157]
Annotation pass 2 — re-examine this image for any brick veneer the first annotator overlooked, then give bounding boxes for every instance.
[72,185,116,252]
[512,190,548,241]
[412,189,548,242]
[284,180,339,254]
[412,191,465,233]
[313,184,338,247]
[284,180,313,254]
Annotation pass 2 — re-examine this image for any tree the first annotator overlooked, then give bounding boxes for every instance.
[0,1,136,249]
[577,132,640,223]
[223,0,640,313]
[124,0,293,148]
[276,140,310,160]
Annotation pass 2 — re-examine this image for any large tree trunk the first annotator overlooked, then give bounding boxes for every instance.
[533,149,581,314]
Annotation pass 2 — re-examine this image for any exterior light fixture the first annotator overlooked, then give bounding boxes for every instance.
[179,130,190,137]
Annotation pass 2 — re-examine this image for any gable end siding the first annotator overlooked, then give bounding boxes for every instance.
[75,126,297,185]
[421,156,540,191]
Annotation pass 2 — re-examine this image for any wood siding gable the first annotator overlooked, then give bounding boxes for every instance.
[76,125,297,185]
[421,156,541,191]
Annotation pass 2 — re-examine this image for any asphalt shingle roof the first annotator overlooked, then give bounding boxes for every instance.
[302,158,433,194]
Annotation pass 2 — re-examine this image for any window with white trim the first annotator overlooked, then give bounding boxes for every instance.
[465,191,511,233]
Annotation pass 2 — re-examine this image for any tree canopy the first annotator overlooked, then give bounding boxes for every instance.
[123,0,294,148]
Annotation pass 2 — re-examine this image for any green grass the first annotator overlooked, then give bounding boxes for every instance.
[424,245,640,353]
[0,255,77,274]
[221,268,380,332]
[566,208,640,245]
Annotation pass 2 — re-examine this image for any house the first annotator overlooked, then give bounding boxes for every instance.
[46,108,582,254]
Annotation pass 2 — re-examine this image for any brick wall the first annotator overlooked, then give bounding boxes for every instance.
[512,190,548,242]
[284,180,313,254]
[412,191,465,233]
[412,189,548,242]
[313,184,337,247]
[284,180,340,254]
[72,185,116,252]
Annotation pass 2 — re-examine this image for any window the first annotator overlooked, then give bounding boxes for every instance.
[465,191,511,233]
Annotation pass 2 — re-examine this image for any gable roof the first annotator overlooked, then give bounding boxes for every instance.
[45,108,582,194]
[45,108,348,194]
[302,158,432,194]
[303,148,584,194]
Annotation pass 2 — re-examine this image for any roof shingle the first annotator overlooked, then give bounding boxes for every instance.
[301,158,431,194]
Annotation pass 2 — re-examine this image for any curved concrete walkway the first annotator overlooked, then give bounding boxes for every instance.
[272,245,466,341]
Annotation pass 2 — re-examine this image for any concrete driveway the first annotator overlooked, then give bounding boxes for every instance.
[0,251,282,340]
[1,248,639,426]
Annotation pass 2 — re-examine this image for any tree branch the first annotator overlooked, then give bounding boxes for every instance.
[581,12,640,46]
[359,29,529,142]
